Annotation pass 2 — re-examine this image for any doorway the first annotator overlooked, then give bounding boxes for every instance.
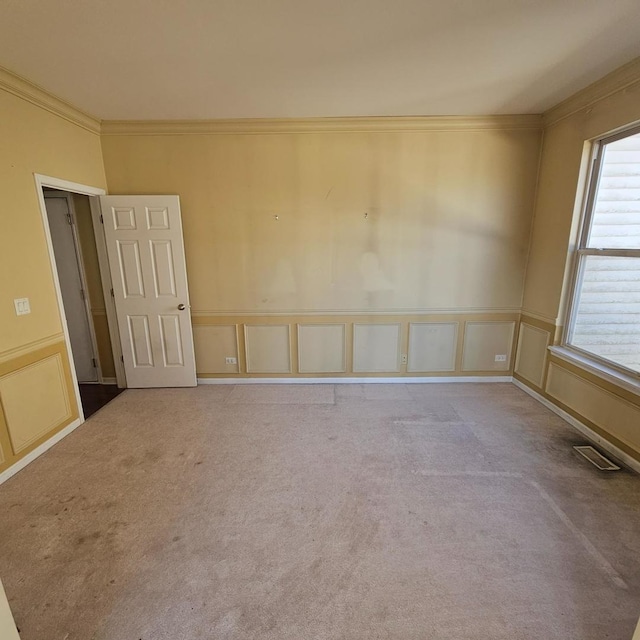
[36,175,196,405]
[41,185,124,418]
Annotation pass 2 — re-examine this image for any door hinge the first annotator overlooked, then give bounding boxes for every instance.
[66,213,74,225]
[100,214,104,224]
[80,289,86,301]
[121,355,124,363]
[110,288,114,298]
[92,358,97,368]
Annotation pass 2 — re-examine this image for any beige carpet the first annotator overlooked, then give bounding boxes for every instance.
[0,383,639,639]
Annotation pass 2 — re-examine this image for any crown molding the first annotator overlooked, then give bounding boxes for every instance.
[543,56,640,128]
[101,114,543,136]
[0,66,101,134]
[0,66,542,136]
[5,54,640,136]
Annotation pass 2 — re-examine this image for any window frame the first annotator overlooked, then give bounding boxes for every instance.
[563,123,640,381]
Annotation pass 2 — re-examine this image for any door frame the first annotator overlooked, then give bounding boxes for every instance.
[34,175,126,423]
[43,190,103,383]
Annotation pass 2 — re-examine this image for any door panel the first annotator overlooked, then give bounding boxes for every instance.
[159,315,184,366]
[128,315,154,367]
[117,240,145,297]
[150,240,177,296]
[100,195,196,388]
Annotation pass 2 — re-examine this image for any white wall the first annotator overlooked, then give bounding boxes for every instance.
[0,579,20,640]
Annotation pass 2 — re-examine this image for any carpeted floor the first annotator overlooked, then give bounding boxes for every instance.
[0,383,639,640]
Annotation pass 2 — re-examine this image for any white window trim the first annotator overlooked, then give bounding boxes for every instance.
[562,123,640,386]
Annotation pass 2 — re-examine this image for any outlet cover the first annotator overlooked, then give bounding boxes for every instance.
[494,354,507,362]
[401,354,408,365]
[225,357,238,365]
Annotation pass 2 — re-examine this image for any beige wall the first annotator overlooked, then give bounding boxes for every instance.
[0,74,106,475]
[102,121,541,377]
[0,90,105,352]
[523,66,640,322]
[102,126,541,313]
[516,58,640,462]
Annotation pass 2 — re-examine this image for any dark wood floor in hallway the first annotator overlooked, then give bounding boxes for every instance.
[79,384,124,419]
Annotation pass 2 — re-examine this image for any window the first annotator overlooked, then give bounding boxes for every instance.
[566,126,640,377]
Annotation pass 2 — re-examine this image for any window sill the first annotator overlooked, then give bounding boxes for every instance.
[548,346,640,398]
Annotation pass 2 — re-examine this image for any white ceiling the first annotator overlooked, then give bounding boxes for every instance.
[1,0,640,120]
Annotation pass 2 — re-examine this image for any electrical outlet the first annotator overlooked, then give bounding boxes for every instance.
[494,354,507,363]
[401,354,408,365]
[225,357,237,365]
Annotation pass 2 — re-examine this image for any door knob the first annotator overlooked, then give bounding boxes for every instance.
[177,304,186,311]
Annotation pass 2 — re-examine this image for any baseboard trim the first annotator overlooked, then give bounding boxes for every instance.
[512,378,640,474]
[0,417,84,486]
[198,375,514,385]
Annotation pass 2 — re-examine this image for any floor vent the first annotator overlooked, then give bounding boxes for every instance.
[573,445,620,471]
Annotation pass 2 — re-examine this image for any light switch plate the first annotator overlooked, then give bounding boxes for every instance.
[14,298,31,316]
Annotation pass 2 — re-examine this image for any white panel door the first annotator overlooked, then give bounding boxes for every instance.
[99,196,196,388]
